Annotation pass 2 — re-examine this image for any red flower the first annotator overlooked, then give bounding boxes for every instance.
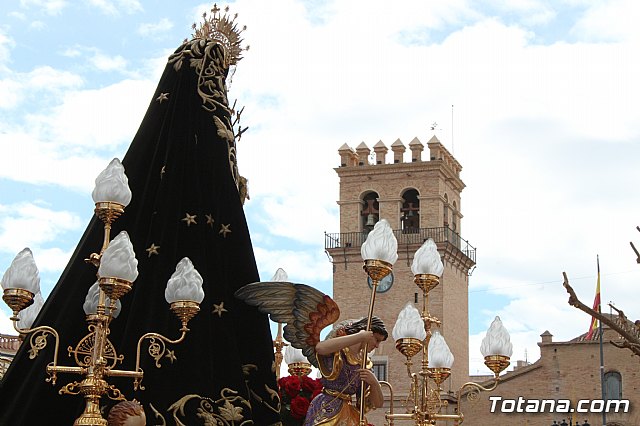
[301,376,322,394]
[290,395,311,420]
[279,376,301,399]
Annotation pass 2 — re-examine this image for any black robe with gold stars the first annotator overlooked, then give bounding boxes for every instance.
[0,39,281,425]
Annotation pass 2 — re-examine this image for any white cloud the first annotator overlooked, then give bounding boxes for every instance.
[0,66,82,109]
[0,203,81,256]
[28,66,83,90]
[29,20,45,30]
[118,0,143,14]
[8,11,27,20]
[0,29,15,67]
[90,51,128,72]
[87,0,142,15]
[0,309,14,334]
[138,18,173,37]
[0,79,22,109]
[61,47,81,57]
[253,246,333,286]
[571,0,640,42]
[0,131,111,191]
[88,0,118,15]
[19,0,68,15]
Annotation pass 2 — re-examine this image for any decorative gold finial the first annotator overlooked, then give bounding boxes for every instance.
[191,3,247,66]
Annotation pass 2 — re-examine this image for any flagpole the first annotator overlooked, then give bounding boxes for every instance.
[597,255,606,426]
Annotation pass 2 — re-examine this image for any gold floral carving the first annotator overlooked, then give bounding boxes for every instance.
[168,39,240,190]
[166,390,251,425]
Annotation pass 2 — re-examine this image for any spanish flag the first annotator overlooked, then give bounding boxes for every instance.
[585,256,601,341]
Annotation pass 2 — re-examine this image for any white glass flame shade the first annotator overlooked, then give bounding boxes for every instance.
[271,268,288,282]
[392,302,427,341]
[83,281,122,318]
[98,231,138,282]
[480,316,513,357]
[18,292,44,329]
[165,257,205,304]
[91,158,132,206]
[361,219,398,264]
[428,331,454,369]
[1,248,41,294]
[284,344,308,364]
[411,238,444,277]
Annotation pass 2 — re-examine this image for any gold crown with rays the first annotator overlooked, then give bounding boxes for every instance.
[190,3,249,66]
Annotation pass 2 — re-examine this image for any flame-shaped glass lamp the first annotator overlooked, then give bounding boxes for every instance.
[165,257,204,328]
[83,281,122,320]
[98,231,138,301]
[17,292,44,330]
[361,219,398,264]
[92,158,132,207]
[412,238,443,293]
[1,248,41,317]
[284,344,312,377]
[393,302,426,359]
[271,268,288,281]
[480,316,512,375]
[427,330,454,386]
[361,219,397,285]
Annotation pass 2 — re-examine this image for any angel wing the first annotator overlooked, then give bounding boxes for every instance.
[234,281,340,367]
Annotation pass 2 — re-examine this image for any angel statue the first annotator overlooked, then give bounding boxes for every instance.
[235,281,388,425]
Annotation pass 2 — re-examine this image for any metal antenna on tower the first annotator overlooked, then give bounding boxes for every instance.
[451,104,454,155]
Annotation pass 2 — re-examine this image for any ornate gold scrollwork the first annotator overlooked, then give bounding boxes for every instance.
[27,329,51,359]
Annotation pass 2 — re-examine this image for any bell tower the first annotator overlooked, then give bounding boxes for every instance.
[325,135,476,403]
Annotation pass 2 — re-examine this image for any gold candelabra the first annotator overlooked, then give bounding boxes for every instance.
[274,322,289,380]
[357,222,511,426]
[380,271,510,425]
[1,160,202,426]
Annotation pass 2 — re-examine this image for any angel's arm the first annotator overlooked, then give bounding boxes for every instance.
[316,330,376,356]
[358,368,383,408]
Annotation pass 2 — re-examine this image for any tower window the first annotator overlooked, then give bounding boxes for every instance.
[361,192,379,232]
[443,193,449,227]
[452,201,458,232]
[401,188,420,234]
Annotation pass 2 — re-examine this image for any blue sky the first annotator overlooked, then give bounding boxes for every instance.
[2,0,640,375]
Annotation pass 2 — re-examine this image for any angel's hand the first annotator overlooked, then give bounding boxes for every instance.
[355,330,379,348]
[357,368,378,386]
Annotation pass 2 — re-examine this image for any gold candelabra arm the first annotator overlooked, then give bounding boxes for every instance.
[134,330,187,390]
[16,324,59,358]
[452,376,501,424]
[379,381,395,426]
[46,364,83,386]
[12,322,62,383]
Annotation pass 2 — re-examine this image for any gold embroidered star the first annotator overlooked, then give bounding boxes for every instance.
[160,165,166,179]
[145,243,160,257]
[182,213,197,226]
[206,214,215,228]
[212,302,228,317]
[165,350,176,363]
[219,223,232,238]
[156,92,169,103]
